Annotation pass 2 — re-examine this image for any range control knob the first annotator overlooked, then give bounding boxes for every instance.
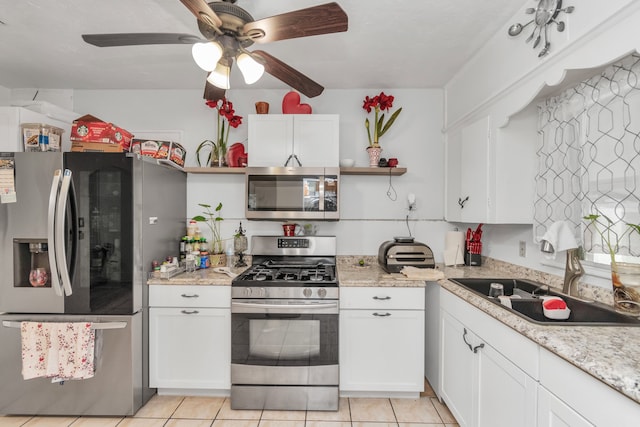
[245,288,252,297]
[318,288,327,298]
[259,288,267,298]
[303,288,312,298]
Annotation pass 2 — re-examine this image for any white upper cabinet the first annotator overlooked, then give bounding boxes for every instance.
[445,108,536,224]
[248,114,339,167]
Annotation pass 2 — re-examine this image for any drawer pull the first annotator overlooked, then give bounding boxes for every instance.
[181,310,200,315]
[463,328,484,353]
[373,312,391,317]
[373,296,391,300]
[181,294,199,298]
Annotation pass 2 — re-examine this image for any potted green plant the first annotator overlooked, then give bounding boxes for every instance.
[584,214,640,313]
[192,202,225,264]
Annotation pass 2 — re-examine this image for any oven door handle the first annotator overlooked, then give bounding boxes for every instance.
[231,301,338,314]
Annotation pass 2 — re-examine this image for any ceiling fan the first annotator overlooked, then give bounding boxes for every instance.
[82,0,348,101]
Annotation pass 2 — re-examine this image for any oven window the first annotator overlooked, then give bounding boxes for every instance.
[249,319,320,359]
[232,313,338,366]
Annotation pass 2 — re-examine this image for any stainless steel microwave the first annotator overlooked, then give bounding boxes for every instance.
[245,167,339,220]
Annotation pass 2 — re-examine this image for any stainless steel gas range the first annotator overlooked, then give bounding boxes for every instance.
[230,235,339,411]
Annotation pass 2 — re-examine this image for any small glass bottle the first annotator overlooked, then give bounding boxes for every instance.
[187,220,198,237]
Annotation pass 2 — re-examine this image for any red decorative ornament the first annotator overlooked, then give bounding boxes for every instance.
[282,91,312,114]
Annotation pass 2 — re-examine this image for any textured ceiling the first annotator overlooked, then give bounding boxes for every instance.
[0,0,525,92]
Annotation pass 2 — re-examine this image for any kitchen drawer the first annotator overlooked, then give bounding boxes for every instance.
[149,285,231,308]
[340,287,424,310]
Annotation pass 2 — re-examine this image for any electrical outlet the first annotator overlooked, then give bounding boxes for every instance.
[519,241,526,257]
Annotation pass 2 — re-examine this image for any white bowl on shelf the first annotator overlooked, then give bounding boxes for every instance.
[340,158,355,167]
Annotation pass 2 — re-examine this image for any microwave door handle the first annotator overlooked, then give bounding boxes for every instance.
[47,170,63,297]
[55,169,73,296]
[318,178,325,211]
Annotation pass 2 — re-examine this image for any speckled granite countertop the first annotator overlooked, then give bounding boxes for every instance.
[146,266,247,286]
[440,261,640,406]
[337,256,640,405]
[147,256,640,404]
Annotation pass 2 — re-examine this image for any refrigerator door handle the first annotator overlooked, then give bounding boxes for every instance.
[55,169,73,296]
[47,170,64,297]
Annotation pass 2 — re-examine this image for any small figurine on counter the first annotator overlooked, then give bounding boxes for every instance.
[234,222,248,267]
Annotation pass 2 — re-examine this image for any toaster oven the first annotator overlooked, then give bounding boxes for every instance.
[378,237,435,273]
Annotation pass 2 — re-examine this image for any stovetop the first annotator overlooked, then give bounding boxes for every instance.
[233,262,337,287]
[232,235,338,287]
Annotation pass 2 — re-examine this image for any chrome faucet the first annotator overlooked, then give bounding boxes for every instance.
[563,248,584,297]
[540,241,584,297]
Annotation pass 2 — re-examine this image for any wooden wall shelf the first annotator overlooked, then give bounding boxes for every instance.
[184,166,407,176]
[340,167,407,176]
[184,167,246,174]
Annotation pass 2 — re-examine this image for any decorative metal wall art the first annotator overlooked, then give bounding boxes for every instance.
[508,0,574,58]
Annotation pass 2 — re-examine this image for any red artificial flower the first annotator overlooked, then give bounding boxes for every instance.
[362,91,402,147]
[378,92,394,111]
[201,97,244,166]
[228,115,243,128]
[362,95,379,113]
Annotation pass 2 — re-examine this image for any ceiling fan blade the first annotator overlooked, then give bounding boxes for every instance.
[252,50,324,98]
[179,0,222,28]
[82,33,202,47]
[243,2,348,44]
[203,77,227,102]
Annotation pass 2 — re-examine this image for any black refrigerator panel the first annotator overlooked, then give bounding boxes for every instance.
[64,152,136,315]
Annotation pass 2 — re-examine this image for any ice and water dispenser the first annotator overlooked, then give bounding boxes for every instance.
[13,238,50,288]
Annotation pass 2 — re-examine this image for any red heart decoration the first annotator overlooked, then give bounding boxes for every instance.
[282,91,312,114]
[226,142,247,167]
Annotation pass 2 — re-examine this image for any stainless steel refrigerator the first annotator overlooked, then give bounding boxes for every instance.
[0,152,186,416]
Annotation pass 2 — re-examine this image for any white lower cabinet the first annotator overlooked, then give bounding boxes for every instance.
[339,287,425,396]
[441,310,537,427]
[440,286,640,427]
[440,288,538,427]
[538,347,640,427]
[149,285,230,393]
[537,386,594,427]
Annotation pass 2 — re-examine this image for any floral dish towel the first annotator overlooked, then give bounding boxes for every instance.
[21,322,96,381]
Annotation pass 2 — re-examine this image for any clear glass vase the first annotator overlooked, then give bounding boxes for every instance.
[612,262,640,314]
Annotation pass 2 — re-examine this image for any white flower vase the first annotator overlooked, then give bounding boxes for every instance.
[367,146,382,167]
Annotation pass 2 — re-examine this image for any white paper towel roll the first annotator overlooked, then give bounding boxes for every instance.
[444,231,465,266]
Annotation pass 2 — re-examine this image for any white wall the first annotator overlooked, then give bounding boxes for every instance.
[0,85,9,105]
[74,88,455,257]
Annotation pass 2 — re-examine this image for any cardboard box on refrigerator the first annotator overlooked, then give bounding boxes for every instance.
[132,139,186,167]
[71,141,127,152]
[70,114,133,151]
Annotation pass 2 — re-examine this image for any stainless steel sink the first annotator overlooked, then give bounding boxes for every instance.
[449,278,640,326]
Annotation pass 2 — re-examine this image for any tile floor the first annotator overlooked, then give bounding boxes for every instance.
[0,381,458,427]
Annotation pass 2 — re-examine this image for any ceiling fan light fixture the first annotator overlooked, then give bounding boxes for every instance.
[237,52,265,84]
[207,62,231,90]
[192,41,223,71]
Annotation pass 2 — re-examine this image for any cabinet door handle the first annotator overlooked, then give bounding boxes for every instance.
[373,312,391,317]
[463,328,484,353]
[181,294,199,298]
[373,296,391,300]
[458,196,469,209]
[181,310,200,315]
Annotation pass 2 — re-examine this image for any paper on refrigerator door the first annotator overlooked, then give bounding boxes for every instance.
[0,158,16,203]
